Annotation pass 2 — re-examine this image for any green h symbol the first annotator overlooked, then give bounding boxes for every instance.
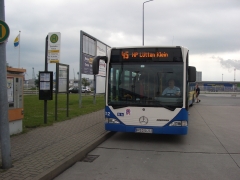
[50,34,58,43]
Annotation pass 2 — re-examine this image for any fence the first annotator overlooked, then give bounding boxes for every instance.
[24,90,39,94]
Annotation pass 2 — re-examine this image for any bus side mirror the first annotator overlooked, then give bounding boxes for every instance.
[92,56,108,75]
[188,66,196,82]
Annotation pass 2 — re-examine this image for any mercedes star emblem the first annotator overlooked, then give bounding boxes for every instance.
[139,116,148,125]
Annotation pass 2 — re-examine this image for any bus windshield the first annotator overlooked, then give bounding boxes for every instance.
[107,62,183,109]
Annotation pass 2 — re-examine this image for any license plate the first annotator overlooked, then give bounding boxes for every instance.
[135,128,153,133]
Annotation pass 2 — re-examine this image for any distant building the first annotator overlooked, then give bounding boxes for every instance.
[196,71,202,81]
[190,81,240,92]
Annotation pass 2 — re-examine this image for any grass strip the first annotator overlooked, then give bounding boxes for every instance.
[23,94,105,129]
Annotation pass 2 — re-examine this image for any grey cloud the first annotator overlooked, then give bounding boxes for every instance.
[4,0,240,80]
[212,56,240,70]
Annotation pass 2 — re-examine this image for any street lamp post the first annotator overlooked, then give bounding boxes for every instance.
[143,0,153,46]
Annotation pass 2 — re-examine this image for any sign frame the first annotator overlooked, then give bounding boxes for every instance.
[39,71,53,100]
[47,32,61,63]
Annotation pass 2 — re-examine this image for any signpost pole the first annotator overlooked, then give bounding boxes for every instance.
[0,0,12,169]
[93,75,96,104]
[79,31,83,108]
[44,35,48,124]
[67,65,69,117]
[55,64,58,121]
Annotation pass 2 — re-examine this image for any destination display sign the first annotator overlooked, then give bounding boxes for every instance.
[121,51,169,59]
[111,47,183,62]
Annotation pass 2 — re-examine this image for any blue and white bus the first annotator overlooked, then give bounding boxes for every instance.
[93,46,196,135]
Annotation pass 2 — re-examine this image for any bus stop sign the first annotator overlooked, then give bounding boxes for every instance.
[0,20,10,43]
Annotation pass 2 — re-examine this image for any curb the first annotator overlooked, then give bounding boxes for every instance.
[34,131,115,180]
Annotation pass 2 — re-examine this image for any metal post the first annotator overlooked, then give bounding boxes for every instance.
[0,0,12,169]
[55,63,58,121]
[79,31,83,108]
[94,75,96,104]
[142,3,144,46]
[67,65,69,117]
[18,30,21,68]
[44,36,48,124]
[143,0,153,46]
[234,68,236,82]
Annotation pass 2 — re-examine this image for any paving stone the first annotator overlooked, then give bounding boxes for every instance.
[0,110,110,180]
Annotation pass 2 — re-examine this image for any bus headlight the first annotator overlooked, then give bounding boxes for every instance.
[182,121,188,126]
[169,121,187,127]
[107,118,120,124]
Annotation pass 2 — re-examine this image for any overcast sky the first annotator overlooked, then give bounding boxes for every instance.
[4,0,240,81]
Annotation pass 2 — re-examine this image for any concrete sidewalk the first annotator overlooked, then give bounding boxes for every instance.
[0,110,113,180]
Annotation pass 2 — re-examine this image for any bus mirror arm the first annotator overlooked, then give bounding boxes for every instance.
[92,56,108,75]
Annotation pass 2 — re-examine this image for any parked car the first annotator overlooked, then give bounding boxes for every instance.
[68,87,79,93]
[82,87,91,93]
[69,87,91,93]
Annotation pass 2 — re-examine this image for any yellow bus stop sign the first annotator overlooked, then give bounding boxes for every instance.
[0,20,10,43]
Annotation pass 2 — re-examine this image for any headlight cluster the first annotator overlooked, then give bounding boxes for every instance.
[169,121,187,127]
[106,118,120,124]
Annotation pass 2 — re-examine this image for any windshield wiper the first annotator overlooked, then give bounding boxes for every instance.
[111,105,128,109]
[158,104,176,111]
[163,105,176,111]
[110,103,144,109]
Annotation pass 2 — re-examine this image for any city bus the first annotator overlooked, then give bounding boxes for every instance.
[93,46,196,135]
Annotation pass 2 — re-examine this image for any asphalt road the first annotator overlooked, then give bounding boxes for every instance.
[54,94,240,180]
